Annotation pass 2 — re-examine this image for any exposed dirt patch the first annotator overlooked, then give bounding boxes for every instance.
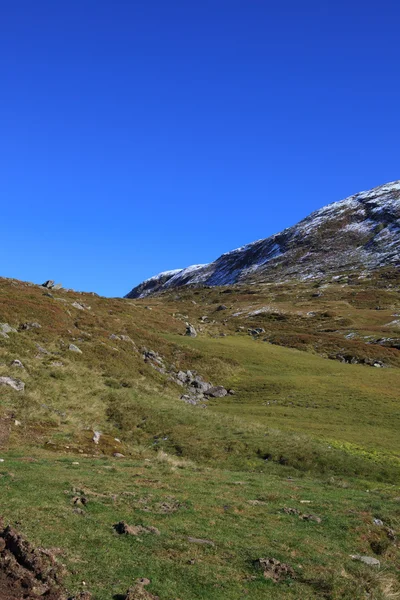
[0,519,66,599]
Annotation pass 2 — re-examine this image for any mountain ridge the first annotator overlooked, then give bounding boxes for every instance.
[126,180,400,298]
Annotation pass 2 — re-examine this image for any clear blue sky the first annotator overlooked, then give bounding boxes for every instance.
[1,1,399,297]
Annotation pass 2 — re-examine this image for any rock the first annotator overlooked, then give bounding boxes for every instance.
[114,521,160,536]
[181,394,200,405]
[69,592,92,600]
[42,280,55,288]
[69,344,82,353]
[0,377,25,392]
[72,302,85,310]
[52,283,63,290]
[204,386,228,398]
[187,536,215,546]
[227,389,235,395]
[113,453,125,458]
[248,327,266,335]
[350,555,380,567]
[281,507,300,515]
[185,323,197,337]
[73,496,88,506]
[36,343,50,355]
[191,378,212,392]
[373,518,384,526]
[177,371,188,383]
[300,514,322,523]
[10,359,24,368]
[254,557,295,582]
[51,361,64,367]
[19,322,41,330]
[0,323,17,335]
[92,431,101,444]
[216,305,227,311]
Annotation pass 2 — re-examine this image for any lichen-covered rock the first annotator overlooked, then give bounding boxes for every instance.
[0,377,25,392]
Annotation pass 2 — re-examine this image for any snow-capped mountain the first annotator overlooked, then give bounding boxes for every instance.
[126,181,400,298]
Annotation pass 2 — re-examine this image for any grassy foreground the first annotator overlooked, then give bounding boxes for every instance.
[0,275,399,598]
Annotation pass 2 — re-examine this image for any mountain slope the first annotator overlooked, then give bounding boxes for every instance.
[126,180,400,298]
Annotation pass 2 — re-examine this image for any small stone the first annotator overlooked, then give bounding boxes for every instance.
[187,536,215,546]
[72,302,85,310]
[350,555,380,567]
[373,518,384,526]
[216,305,227,311]
[300,514,322,523]
[14,420,22,426]
[10,359,24,368]
[114,521,160,536]
[92,431,101,444]
[204,386,228,398]
[185,323,197,337]
[69,344,82,353]
[19,322,41,331]
[42,280,55,288]
[113,453,125,458]
[0,376,25,392]
[0,323,17,335]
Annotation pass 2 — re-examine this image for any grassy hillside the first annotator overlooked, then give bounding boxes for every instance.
[0,275,399,599]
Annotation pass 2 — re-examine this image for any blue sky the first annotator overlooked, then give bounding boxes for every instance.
[1,0,399,297]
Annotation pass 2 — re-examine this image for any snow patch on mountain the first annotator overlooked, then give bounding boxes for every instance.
[125,180,400,298]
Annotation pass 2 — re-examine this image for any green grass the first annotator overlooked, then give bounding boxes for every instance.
[1,450,399,600]
[0,275,399,599]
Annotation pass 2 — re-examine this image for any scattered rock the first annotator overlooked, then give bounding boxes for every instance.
[19,322,41,331]
[42,280,57,288]
[204,386,228,398]
[281,507,300,515]
[185,323,197,337]
[72,302,85,311]
[0,377,25,392]
[187,536,215,546]
[114,521,160,536]
[373,518,384,526]
[10,359,24,368]
[300,513,322,523]
[254,557,295,582]
[248,328,266,336]
[350,555,380,567]
[92,431,101,444]
[69,344,82,353]
[73,496,88,506]
[36,343,50,355]
[0,323,17,336]
[216,305,227,311]
[113,453,125,458]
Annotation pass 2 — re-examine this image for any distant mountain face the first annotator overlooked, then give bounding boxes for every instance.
[126,181,400,298]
